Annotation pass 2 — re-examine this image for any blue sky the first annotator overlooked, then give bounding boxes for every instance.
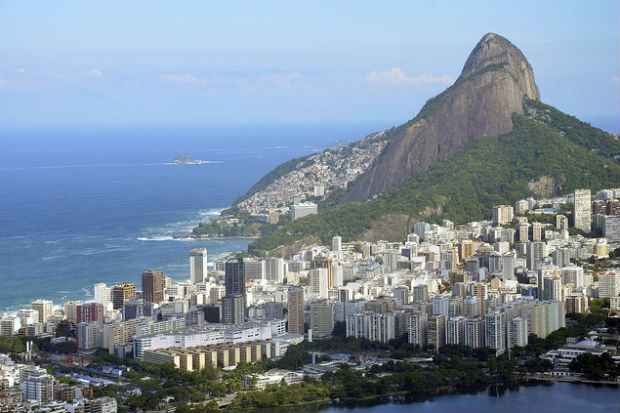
[0,1,618,130]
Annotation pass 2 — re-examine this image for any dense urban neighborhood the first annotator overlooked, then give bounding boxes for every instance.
[1,187,620,412]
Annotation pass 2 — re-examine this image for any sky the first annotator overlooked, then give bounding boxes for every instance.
[0,1,618,131]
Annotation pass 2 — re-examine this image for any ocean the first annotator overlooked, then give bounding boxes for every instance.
[0,122,383,311]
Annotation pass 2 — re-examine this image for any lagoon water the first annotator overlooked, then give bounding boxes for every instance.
[0,123,381,310]
[321,383,619,413]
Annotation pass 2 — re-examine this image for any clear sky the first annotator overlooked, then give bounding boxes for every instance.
[1,1,618,130]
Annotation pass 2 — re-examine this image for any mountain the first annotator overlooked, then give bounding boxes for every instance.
[344,33,540,200]
[230,33,620,253]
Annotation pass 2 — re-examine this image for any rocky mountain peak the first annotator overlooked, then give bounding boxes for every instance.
[460,32,539,100]
[343,33,542,201]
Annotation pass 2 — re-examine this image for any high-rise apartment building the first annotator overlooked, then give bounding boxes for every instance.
[532,222,543,241]
[310,300,334,339]
[426,315,446,352]
[287,286,305,335]
[407,312,427,347]
[509,317,528,348]
[492,205,514,226]
[31,299,53,324]
[485,311,506,356]
[346,311,395,343]
[573,189,592,233]
[446,316,466,345]
[142,270,166,304]
[222,259,246,324]
[598,271,620,298]
[224,259,245,296]
[189,248,208,284]
[94,283,112,307]
[265,257,285,283]
[464,318,485,349]
[332,235,342,252]
[518,222,530,242]
[111,283,136,310]
[310,268,329,299]
[221,294,245,325]
[526,241,545,271]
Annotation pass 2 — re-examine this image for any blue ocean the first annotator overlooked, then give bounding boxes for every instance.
[0,123,383,310]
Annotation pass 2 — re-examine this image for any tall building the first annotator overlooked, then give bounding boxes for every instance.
[431,295,449,317]
[514,199,529,215]
[142,270,166,304]
[598,271,620,298]
[265,257,285,283]
[21,373,54,403]
[310,268,329,299]
[492,205,514,226]
[64,301,80,323]
[509,317,528,348]
[111,283,136,310]
[426,315,446,352]
[518,222,530,242]
[221,294,245,325]
[392,286,409,306]
[287,286,305,335]
[602,215,620,242]
[573,189,592,233]
[332,235,342,253]
[407,312,427,347]
[31,299,53,324]
[222,259,246,324]
[244,258,265,281]
[94,283,112,307]
[485,311,506,356]
[412,284,429,303]
[543,277,563,301]
[464,318,485,349]
[224,259,245,296]
[446,316,466,345]
[532,222,543,241]
[346,311,395,343]
[552,248,572,268]
[310,300,334,339]
[189,248,209,284]
[526,241,545,271]
[77,302,104,323]
[460,240,475,260]
[502,252,516,280]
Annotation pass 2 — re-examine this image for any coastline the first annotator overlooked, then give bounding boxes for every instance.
[0,206,249,313]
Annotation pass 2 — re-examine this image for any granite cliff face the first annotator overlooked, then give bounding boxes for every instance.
[344,33,540,200]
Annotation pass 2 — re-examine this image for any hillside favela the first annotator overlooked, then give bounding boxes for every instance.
[1,3,619,413]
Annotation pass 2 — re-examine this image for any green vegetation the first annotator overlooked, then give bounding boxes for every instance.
[569,353,619,380]
[251,102,620,252]
[193,219,266,238]
[0,336,35,354]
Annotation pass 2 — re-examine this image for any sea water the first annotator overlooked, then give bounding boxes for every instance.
[0,123,382,310]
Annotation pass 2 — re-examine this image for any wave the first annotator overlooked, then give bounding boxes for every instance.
[136,207,225,241]
[137,236,196,242]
